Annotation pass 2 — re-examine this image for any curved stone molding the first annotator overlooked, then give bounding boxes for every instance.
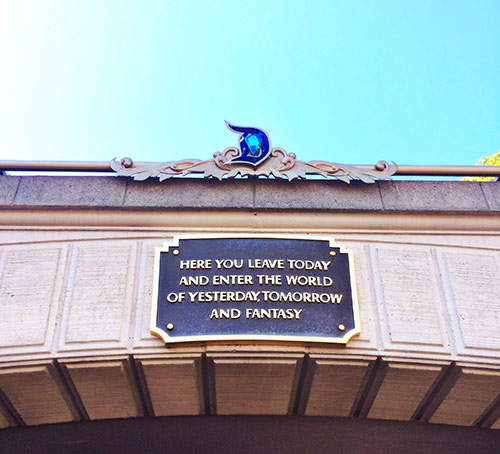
[1,356,500,431]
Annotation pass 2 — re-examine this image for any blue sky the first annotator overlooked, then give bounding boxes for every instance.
[1,1,499,167]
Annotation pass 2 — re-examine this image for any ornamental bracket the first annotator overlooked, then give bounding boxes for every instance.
[110,122,398,184]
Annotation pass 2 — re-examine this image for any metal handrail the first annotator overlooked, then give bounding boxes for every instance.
[1,160,500,177]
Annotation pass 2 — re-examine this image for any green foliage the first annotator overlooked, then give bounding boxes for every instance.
[462,150,500,182]
[476,150,500,166]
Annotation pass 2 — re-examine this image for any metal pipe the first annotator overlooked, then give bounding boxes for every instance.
[1,160,500,177]
[0,160,115,172]
[390,165,500,176]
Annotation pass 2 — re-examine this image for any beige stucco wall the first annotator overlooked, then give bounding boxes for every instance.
[1,176,500,430]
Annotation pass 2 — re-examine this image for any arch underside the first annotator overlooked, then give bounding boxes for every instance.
[1,416,499,454]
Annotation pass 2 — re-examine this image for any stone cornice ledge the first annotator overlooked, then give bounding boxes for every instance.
[1,175,500,214]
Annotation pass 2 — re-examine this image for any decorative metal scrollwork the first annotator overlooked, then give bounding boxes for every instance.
[110,122,398,183]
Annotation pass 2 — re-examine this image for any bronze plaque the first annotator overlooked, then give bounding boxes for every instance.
[151,235,360,344]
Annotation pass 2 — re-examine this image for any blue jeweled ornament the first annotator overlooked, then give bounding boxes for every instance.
[225,121,272,166]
